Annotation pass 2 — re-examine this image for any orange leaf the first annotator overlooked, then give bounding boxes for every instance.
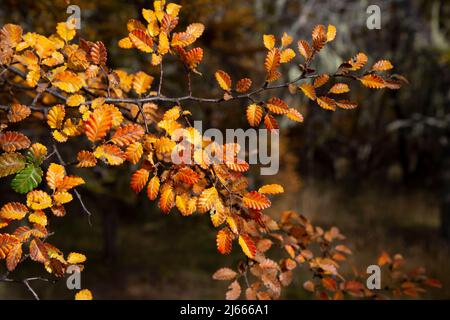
[76,151,97,168]
[243,191,271,210]
[46,163,66,191]
[258,184,284,195]
[110,124,145,147]
[0,131,31,152]
[130,169,150,193]
[246,104,264,127]
[215,70,232,91]
[236,78,252,93]
[147,175,160,201]
[0,234,20,260]
[8,104,31,123]
[158,184,175,214]
[216,228,233,255]
[0,202,28,220]
[174,167,199,185]
[85,108,113,142]
[238,233,256,259]
[264,114,279,132]
[359,74,386,89]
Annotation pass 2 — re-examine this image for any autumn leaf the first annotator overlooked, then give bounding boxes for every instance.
[226,280,241,300]
[266,97,289,114]
[75,289,93,300]
[6,243,22,271]
[297,40,312,60]
[67,252,87,264]
[287,108,304,123]
[76,151,97,168]
[56,176,85,192]
[263,34,275,50]
[8,104,31,123]
[299,83,316,101]
[258,184,284,195]
[147,175,160,201]
[174,167,199,185]
[0,234,20,259]
[85,107,113,142]
[359,74,386,89]
[371,60,393,72]
[329,83,350,94]
[212,268,237,280]
[129,29,153,53]
[246,104,263,127]
[159,184,175,214]
[0,131,31,152]
[238,233,256,259]
[47,104,65,129]
[130,169,150,193]
[243,191,271,210]
[235,78,252,93]
[263,114,279,132]
[90,41,107,65]
[0,202,28,220]
[198,187,219,213]
[215,70,232,91]
[26,190,52,210]
[52,71,84,93]
[46,163,66,191]
[110,124,145,147]
[280,48,295,63]
[56,22,76,42]
[133,71,154,95]
[0,152,26,178]
[216,228,233,255]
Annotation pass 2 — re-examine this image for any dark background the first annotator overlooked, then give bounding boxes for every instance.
[0,0,449,299]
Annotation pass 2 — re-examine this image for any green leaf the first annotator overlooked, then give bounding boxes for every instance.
[0,152,26,178]
[11,164,43,194]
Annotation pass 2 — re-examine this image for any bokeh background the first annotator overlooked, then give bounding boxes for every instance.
[0,0,449,299]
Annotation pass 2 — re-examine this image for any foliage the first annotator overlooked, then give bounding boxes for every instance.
[0,0,440,300]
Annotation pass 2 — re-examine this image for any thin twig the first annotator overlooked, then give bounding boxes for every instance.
[53,145,93,225]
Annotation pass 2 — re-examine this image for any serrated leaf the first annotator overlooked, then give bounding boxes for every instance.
[215,70,232,91]
[0,152,26,178]
[246,104,264,127]
[11,164,43,194]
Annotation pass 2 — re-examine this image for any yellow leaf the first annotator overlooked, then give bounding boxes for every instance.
[263,34,276,50]
[359,74,386,89]
[52,71,84,93]
[133,71,154,95]
[215,70,232,91]
[238,234,256,259]
[46,163,66,191]
[280,48,295,63]
[56,22,76,42]
[246,104,264,127]
[67,252,87,264]
[26,190,52,210]
[28,210,47,226]
[299,83,316,100]
[47,105,65,129]
[53,191,73,205]
[326,24,337,42]
[75,289,93,300]
[258,184,284,194]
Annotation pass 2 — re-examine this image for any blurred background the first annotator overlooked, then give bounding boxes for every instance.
[0,0,449,299]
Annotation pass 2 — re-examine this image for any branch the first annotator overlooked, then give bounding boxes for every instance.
[52,145,93,225]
